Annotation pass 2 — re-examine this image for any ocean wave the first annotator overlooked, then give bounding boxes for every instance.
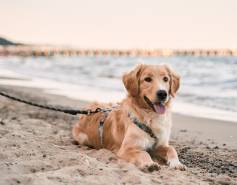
[0,55,237,115]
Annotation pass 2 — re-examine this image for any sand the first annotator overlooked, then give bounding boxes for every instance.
[0,85,236,185]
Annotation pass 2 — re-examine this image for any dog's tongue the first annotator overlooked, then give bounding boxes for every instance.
[154,103,166,114]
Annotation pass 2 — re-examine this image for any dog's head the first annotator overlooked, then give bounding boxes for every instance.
[123,64,180,114]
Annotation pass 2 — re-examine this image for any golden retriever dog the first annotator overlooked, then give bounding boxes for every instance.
[72,64,186,172]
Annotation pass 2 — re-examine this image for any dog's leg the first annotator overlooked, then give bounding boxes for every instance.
[72,123,89,145]
[117,147,160,172]
[155,145,186,170]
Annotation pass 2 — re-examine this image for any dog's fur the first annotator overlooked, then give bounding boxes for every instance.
[72,64,186,171]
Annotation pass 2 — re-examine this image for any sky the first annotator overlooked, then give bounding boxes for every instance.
[0,0,237,49]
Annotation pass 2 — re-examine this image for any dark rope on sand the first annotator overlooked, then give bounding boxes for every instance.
[0,91,111,116]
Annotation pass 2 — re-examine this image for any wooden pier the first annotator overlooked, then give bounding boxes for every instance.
[0,45,237,57]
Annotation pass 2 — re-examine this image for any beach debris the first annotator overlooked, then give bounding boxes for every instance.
[0,120,5,125]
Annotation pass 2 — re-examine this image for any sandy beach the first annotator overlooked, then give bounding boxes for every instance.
[1,0,237,183]
[0,83,236,185]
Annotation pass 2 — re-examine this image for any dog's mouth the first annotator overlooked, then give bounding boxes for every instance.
[144,96,166,114]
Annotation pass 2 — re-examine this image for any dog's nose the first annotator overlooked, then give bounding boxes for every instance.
[156,90,167,101]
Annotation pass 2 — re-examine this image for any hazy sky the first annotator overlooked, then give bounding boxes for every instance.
[1,0,237,49]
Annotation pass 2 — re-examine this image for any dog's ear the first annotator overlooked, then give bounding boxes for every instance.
[123,64,144,97]
[165,65,180,97]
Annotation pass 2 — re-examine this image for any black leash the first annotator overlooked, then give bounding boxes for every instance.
[0,90,158,147]
[0,91,110,115]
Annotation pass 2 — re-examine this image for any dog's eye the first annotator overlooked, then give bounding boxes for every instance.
[163,76,169,82]
[144,77,152,82]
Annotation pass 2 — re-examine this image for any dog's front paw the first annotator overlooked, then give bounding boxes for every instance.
[168,159,187,171]
[141,162,161,172]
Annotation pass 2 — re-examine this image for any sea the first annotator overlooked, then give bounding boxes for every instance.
[0,55,237,122]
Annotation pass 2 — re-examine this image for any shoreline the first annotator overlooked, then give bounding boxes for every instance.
[0,70,237,123]
[172,114,237,148]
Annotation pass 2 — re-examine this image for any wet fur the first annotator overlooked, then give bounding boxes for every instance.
[72,64,186,171]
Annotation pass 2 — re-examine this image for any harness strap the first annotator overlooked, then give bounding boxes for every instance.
[128,113,158,150]
[98,113,108,146]
[97,110,158,149]
[97,104,118,146]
